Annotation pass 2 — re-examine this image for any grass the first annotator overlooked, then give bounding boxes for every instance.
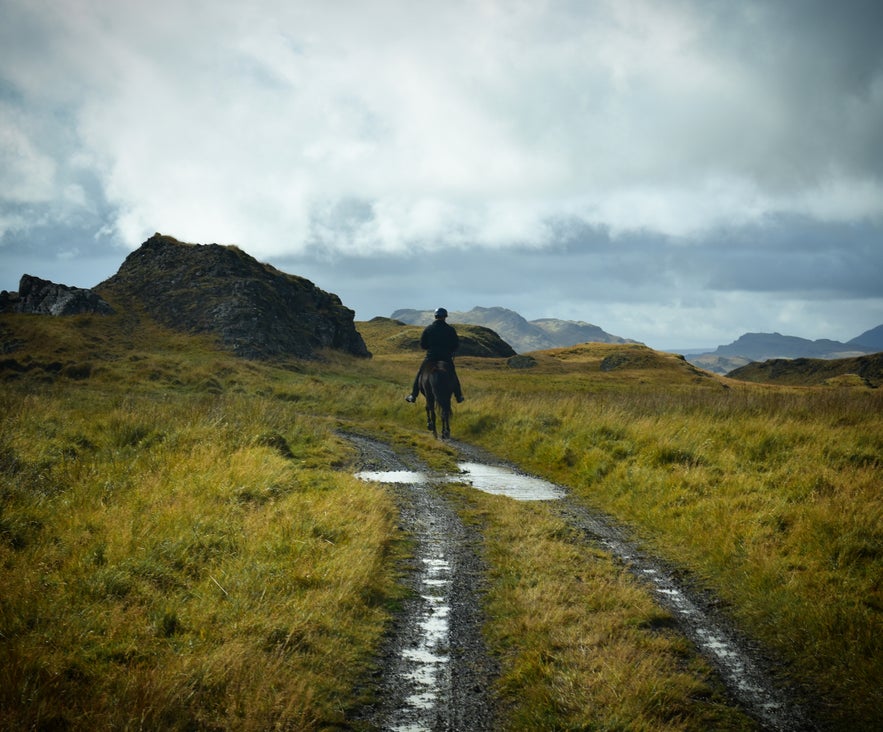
[448,487,753,730]
[0,317,406,729]
[455,348,883,729]
[2,312,881,729]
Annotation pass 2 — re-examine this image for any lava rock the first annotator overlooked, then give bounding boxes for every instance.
[95,233,370,360]
[0,275,115,316]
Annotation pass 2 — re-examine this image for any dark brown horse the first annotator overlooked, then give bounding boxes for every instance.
[418,361,453,439]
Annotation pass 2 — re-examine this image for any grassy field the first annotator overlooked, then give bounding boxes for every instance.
[2,312,881,729]
[452,345,882,729]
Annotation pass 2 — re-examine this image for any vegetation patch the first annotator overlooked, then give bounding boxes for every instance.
[2,309,881,729]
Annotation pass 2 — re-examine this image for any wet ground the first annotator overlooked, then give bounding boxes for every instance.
[348,435,497,731]
[348,434,814,731]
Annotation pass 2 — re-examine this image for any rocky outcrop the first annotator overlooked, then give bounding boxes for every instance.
[0,275,115,316]
[96,233,370,360]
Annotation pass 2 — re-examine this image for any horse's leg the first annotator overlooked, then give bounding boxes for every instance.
[425,396,437,437]
[440,369,452,439]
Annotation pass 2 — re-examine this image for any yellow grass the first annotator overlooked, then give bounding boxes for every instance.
[0,323,406,728]
[454,351,883,728]
[2,312,881,729]
[450,489,753,730]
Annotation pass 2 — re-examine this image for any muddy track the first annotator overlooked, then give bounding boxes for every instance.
[346,434,497,731]
[347,433,815,731]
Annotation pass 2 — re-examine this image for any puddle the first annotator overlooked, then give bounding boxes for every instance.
[356,462,565,502]
[450,462,565,501]
[355,470,429,484]
[389,542,452,731]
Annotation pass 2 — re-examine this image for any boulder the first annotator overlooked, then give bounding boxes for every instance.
[0,275,114,316]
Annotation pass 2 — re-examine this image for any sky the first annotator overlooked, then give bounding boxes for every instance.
[2,0,882,350]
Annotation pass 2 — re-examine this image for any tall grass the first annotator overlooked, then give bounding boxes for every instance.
[3,313,881,729]
[457,362,883,729]
[450,488,753,730]
[0,367,404,729]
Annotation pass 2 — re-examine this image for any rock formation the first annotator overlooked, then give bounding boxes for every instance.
[0,275,115,316]
[95,233,370,359]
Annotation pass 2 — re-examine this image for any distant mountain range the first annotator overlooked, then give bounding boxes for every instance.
[687,325,883,374]
[390,306,883,376]
[390,306,635,354]
[727,352,883,388]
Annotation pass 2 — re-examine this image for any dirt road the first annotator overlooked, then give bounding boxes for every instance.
[347,434,814,731]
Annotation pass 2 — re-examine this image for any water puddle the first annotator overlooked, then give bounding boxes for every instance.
[389,544,452,731]
[451,462,565,501]
[356,462,564,502]
[355,469,429,484]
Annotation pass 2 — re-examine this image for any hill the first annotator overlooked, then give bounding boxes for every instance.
[356,316,515,357]
[389,306,634,353]
[686,330,880,374]
[726,352,883,387]
[849,324,883,350]
[93,233,369,359]
[2,234,369,361]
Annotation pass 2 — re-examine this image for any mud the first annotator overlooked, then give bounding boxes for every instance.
[348,434,497,731]
[348,434,815,731]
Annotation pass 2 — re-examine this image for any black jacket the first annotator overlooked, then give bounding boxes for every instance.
[420,319,459,361]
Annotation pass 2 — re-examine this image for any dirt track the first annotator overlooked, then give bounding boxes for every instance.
[347,434,497,731]
[346,433,815,731]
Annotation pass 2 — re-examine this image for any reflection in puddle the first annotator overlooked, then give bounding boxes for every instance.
[355,470,429,484]
[451,462,565,501]
[390,539,452,731]
[355,462,564,502]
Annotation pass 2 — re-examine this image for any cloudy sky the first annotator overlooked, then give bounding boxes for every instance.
[2,0,882,349]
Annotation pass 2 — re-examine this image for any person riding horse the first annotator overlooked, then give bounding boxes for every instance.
[405,307,465,404]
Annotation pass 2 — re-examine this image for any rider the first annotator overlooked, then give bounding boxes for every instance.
[405,307,465,404]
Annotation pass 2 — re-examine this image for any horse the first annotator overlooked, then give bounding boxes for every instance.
[418,360,453,439]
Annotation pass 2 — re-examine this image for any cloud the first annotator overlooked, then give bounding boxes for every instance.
[2,0,881,257]
[2,0,882,348]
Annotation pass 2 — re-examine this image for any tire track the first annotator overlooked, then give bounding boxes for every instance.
[347,433,814,730]
[451,439,815,732]
[346,434,496,731]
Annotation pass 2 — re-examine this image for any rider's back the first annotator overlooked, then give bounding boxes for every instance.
[420,319,459,361]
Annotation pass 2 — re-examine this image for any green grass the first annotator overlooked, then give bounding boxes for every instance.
[0,316,407,729]
[2,313,881,729]
[455,350,883,729]
[448,488,753,730]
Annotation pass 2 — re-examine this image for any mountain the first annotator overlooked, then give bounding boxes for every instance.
[710,332,869,360]
[93,233,370,360]
[389,306,635,354]
[727,352,883,388]
[849,324,883,351]
[687,330,880,374]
